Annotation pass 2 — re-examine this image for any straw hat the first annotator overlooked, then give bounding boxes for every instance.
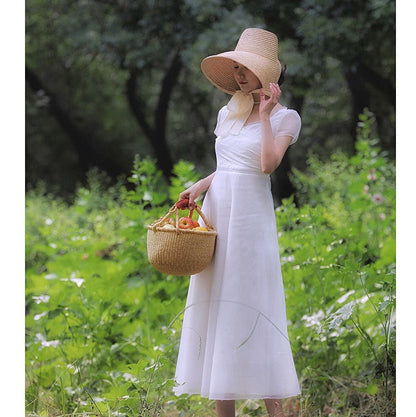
[201,28,281,98]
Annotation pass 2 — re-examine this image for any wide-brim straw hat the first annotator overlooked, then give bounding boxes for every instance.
[201,28,281,98]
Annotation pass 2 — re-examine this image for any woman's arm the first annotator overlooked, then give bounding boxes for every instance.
[259,83,292,174]
[260,121,292,174]
[179,172,216,207]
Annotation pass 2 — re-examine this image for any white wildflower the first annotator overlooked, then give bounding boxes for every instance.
[45,273,58,280]
[35,333,60,349]
[61,273,85,288]
[143,191,152,201]
[33,294,50,304]
[122,373,139,383]
[281,255,295,264]
[302,310,325,328]
[34,311,48,321]
[371,193,384,205]
[336,290,355,304]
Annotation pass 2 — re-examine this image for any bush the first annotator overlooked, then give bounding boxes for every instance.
[279,110,395,416]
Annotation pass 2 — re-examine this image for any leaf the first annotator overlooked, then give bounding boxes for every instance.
[366,382,379,395]
[375,237,396,268]
[327,302,355,329]
[102,382,131,399]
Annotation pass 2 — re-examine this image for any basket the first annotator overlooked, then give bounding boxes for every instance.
[146,199,217,276]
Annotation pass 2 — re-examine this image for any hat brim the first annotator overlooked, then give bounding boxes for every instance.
[201,51,280,97]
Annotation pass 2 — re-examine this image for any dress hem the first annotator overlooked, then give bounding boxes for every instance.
[173,389,301,401]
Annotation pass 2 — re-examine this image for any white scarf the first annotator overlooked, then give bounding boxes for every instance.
[214,90,260,137]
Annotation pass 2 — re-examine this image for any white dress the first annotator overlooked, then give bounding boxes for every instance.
[173,106,302,400]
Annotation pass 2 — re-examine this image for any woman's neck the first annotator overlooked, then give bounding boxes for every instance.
[251,91,261,103]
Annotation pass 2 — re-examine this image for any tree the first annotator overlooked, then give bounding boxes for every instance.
[26,0,395,196]
[244,0,395,144]
[26,0,242,183]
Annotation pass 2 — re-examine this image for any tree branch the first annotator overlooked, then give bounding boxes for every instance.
[125,53,183,179]
[125,68,154,139]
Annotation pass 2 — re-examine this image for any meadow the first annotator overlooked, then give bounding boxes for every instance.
[25,112,395,416]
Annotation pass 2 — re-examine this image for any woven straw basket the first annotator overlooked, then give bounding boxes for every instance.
[147,200,217,276]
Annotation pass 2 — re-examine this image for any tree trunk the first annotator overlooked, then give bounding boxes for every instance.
[357,61,395,107]
[126,53,182,179]
[344,66,371,141]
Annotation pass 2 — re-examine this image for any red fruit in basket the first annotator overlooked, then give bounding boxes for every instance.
[192,220,200,228]
[178,216,194,229]
[175,199,190,209]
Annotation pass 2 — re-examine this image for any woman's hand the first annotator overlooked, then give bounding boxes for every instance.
[179,172,216,208]
[259,83,281,119]
[179,185,199,208]
[179,181,206,209]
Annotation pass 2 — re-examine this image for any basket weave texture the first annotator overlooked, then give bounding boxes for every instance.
[147,201,217,276]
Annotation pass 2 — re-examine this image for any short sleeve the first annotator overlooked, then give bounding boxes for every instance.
[213,106,228,137]
[272,109,301,145]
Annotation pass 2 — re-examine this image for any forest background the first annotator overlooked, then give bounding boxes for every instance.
[3,0,412,416]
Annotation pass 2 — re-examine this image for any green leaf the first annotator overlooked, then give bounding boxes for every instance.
[366,382,379,395]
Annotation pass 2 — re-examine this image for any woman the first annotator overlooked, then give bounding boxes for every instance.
[173,28,301,417]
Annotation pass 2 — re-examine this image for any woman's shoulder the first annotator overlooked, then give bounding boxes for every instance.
[214,105,229,137]
[218,104,228,115]
[271,107,301,131]
[270,106,302,145]
[271,107,301,121]
[216,105,228,121]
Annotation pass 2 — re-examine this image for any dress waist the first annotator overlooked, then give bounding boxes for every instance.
[216,167,269,177]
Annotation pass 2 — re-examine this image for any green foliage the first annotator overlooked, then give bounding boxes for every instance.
[278,110,395,415]
[26,113,395,416]
[168,159,201,203]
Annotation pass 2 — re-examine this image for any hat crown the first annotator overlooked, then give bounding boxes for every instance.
[235,28,278,63]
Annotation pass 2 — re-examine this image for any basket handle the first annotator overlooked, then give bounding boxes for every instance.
[175,199,215,230]
[149,205,176,231]
[193,205,214,231]
[149,199,215,231]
